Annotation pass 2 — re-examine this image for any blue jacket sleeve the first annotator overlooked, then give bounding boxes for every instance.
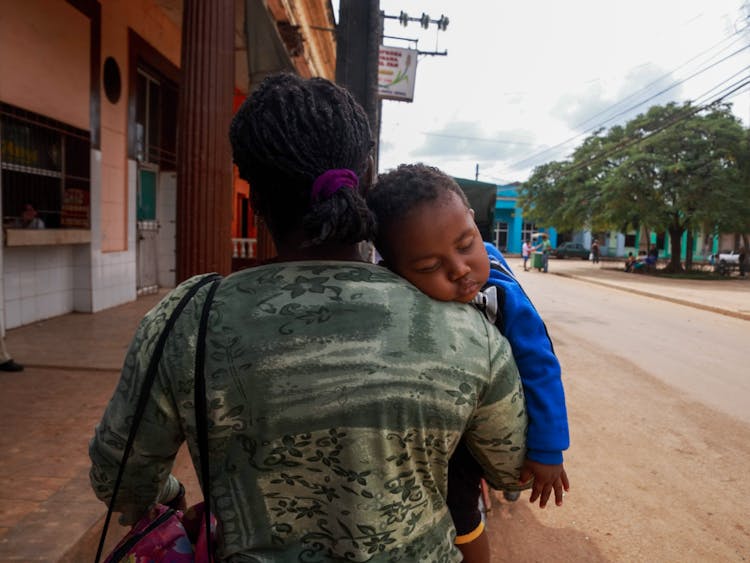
[484,242,569,464]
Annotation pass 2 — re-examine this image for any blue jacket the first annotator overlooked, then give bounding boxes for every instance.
[483,243,569,464]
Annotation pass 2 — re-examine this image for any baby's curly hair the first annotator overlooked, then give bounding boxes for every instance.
[367,163,470,259]
[229,73,375,246]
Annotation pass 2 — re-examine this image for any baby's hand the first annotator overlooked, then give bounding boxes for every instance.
[520,460,569,508]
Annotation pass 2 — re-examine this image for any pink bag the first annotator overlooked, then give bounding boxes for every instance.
[104,502,216,563]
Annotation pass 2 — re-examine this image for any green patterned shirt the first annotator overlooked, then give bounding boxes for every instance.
[90,262,527,562]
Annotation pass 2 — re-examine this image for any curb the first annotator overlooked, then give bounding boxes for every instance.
[553,272,750,322]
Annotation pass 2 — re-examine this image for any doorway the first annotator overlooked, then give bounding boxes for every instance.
[136,165,159,295]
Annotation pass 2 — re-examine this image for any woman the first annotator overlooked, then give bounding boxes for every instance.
[89,73,527,561]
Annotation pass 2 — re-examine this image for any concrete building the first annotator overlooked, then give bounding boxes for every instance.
[0,0,336,330]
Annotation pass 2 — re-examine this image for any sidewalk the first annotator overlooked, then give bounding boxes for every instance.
[546,258,750,321]
[0,264,747,561]
[0,291,165,562]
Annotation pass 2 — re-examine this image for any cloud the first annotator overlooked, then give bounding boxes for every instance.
[409,121,537,162]
[551,64,684,133]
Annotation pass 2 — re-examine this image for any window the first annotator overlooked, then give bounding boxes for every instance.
[135,68,177,169]
[0,102,90,229]
[521,222,536,242]
[624,234,636,247]
[494,222,508,251]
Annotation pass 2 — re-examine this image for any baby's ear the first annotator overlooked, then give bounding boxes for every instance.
[469,208,475,219]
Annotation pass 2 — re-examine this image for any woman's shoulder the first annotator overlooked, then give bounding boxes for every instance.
[225,261,405,288]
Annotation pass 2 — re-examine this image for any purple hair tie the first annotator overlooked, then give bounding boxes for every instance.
[310,169,359,202]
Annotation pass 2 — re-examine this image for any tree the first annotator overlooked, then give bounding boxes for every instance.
[521,102,747,272]
[519,161,575,230]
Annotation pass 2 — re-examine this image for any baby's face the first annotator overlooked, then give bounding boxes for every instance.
[385,192,490,303]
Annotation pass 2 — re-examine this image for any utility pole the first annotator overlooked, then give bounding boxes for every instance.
[336,0,381,170]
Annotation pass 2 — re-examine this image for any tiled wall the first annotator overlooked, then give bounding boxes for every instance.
[2,244,138,328]
[90,248,137,312]
[3,246,76,329]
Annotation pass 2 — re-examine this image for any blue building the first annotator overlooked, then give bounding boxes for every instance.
[454,177,557,254]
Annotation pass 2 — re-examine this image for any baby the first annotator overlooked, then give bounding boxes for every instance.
[367,163,570,562]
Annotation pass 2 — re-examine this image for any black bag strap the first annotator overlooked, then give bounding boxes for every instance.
[95,273,221,563]
[195,277,221,555]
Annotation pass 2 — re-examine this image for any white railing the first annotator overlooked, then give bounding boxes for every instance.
[232,237,257,259]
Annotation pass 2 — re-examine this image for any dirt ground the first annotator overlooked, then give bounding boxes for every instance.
[484,334,750,562]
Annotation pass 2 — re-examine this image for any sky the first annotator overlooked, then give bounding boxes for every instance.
[361,0,750,184]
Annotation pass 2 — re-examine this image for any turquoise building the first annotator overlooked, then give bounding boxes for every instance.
[454,177,557,254]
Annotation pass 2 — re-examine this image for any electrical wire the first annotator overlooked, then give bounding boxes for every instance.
[549,76,750,179]
[512,42,750,170]
[509,12,750,170]
[571,30,747,132]
[419,132,536,146]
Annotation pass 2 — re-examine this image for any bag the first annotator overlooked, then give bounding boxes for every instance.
[588,252,593,261]
[104,503,216,563]
[96,274,222,563]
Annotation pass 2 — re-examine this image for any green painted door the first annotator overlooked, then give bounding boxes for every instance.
[137,166,159,294]
[137,168,157,220]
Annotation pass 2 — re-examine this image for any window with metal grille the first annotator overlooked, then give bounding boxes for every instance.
[0,102,90,229]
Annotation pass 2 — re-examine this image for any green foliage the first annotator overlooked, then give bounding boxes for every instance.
[520,101,748,271]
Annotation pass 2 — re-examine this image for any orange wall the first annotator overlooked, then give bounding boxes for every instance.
[232,89,254,238]
[0,0,90,129]
[99,0,181,252]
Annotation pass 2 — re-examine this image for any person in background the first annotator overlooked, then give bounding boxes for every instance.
[739,247,747,277]
[540,233,553,273]
[522,238,532,271]
[0,316,23,372]
[591,239,600,264]
[21,204,45,229]
[625,252,636,273]
[89,73,528,561]
[368,163,570,563]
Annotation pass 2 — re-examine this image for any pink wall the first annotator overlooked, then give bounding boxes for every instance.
[0,0,90,129]
[1,0,181,255]
[99,0,181,252]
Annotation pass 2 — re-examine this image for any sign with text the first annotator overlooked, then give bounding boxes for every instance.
[378,46,418,102]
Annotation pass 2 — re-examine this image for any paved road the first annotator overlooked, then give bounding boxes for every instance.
[487,262,750,562]
[521,266,750,424]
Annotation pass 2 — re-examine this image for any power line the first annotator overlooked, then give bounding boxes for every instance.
[571,30,747,132]
[420,132,537,146]
[484,70,750,185]
[512,31,750,170]
[550,76,750,179]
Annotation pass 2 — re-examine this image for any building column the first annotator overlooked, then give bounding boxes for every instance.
[176,0,235,281]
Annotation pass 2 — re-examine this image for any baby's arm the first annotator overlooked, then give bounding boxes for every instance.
[484,243,570,507]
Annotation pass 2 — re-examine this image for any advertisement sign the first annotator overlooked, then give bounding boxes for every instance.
[61,187,90,228]
[378,46,418,102]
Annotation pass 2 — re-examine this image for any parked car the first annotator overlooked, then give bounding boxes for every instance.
[554,242,590,259]
[715,250,740,275]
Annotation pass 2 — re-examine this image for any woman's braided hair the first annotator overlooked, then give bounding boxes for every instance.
[229,73,376,246]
